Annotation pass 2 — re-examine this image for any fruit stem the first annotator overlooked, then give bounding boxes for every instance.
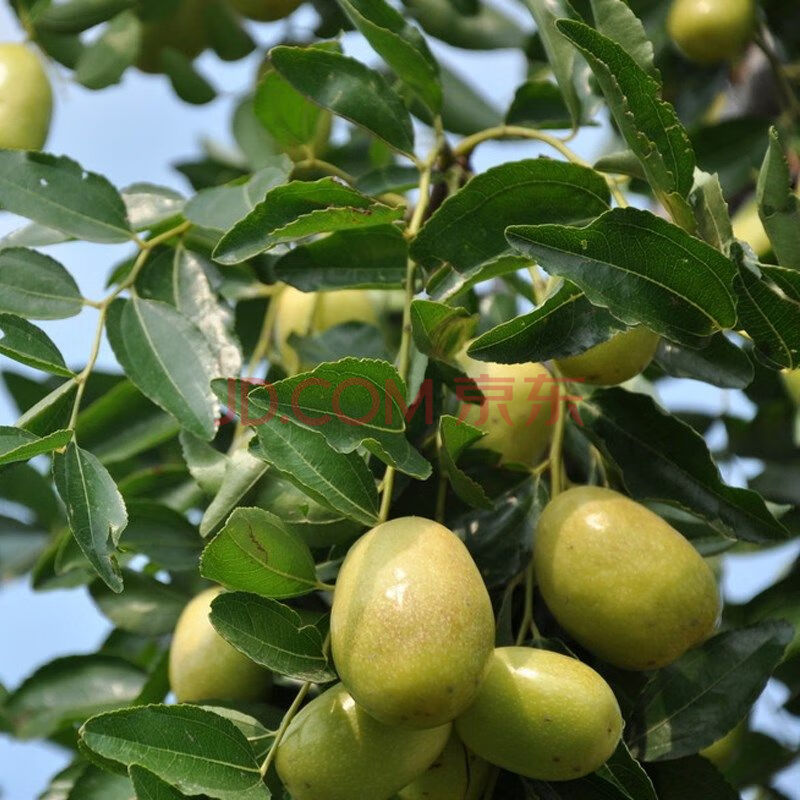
[452,125,628,209]
[292,158,357,185]
[258,680,311,778]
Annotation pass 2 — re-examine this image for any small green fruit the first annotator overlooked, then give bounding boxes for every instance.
[230,0,303,21]
[555,327,660,386]
[783,368,800,403]
[0,43,52,150]
[732,198,772,258]
[275,683,451,800]
[535,487,720,670]
[455,647,623,780]
[667,0,755,64]
[700,720,746,769]
[458,349,557,465]
[168,587,272,702]
[274,285,378,374]
[331,517,495,728]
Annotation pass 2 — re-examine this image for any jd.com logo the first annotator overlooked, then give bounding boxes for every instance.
[222,374,584,428]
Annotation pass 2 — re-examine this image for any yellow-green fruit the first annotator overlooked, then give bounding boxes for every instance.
[667,0,755,64]
[783,369,800,403]
[274,285,378,374]
[230,0,303,21]
[168,587,272,702]
[0,44,52,150]
[555,327,660,386]
[732,198,771,258]
[455,647,623,781]
[700,721,746,769]
[331,517,495,728]
[535,487,721,670]
[458,349,557,465]
[275,683,451,800]
[137,0,210,74]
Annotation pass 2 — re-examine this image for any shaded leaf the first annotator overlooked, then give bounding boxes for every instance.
[0,313,73,376]
[121,500,202,572]
[74,9,141,89]
[654,335,753,390]
[410,299,476,362]
[438,415,491,509]
[130,766,189,800]
[0,426,72,466]
[506,79,572,130]
[645,756,739,800]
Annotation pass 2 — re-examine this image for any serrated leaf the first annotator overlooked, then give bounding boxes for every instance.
[468,280,626,363]
[507,207,737,347]
[210,591,336,682]
[251,416,379,526]
[184,160,292,233]
[410,299,476,362]
[411,159,610,276]
[438,415,491,509]
[556,20,696,230]
[53,442,128,592]
[201,506,319,597]
[274,225,407,290]
[130,766,189,800]
[0,313,73,376]
[690,169,733,253]
[74,9,141,89]
[79,705,269,800]
[0,425,72,466]
[629,621,793,761]
[0,248,82,319]
[229,358,431,479]
[654,335,753,390]
[589,0,655,76]
[757,127,800,270]
[214,177,404,264]
[121,183,185,231]
[0,151,132,243]
[5,655,146,739]
[271,45,415,155]
[105,297,219,440]
[337,0,441,112]
[577,388,788,544]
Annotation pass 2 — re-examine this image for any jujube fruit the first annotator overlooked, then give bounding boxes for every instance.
[0,43,53,150]
[168,587,272,702]
[275,683,451,800]
[457,348,557,465]
[667,0,755,64]
[331,516,495,728]
[535,486,720,670]
[555,327,660,386]
[455,647,623,780]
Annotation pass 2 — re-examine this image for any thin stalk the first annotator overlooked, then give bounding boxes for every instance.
[259,681,310,778]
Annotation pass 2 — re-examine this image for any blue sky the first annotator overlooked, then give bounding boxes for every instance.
[0,2,799,798]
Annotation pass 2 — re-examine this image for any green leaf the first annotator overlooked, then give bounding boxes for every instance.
[184,160,292,233]
[0,151,133,243]
[90,569,188,635]
[105,297,219,440]
[722,730,796,789]
[645,756,738,800]
[234,358,431,478]
[438,415,491,509]
[654,335,753,390]
[37,761,86,800]
[0,426,70,467]
[735,263,800,369]
[122,183,185,231]
[411,159,610,276]
[66,766,135,800]
[201,506,319,597]
[577,388,788,544]
[468,280,625,363]
[15,377,78,436]
[79,705,269,800]
[426,254,530,302]
[507,207,737,347]
[32,0,136,33]
[336,0,441,112]
[289,322,390,366]
[757,127,800,270]
[206,0,255,62]
[556,20,696,229]
[74,9,141,89]
[251,416,379,526]
[0,514,49,579]
[270,45,415,155]
[0,248,82,319]
[410,299,476,362]
[160,48,216,105]
[274,225,407,290]
[691,169,733,253]
[120,500,202,571]
[5,655,146,739]
[0,313,73,376]
[130,766,189,800]
[595,741,658,800]
[589,0,655,76]
[629,621,793,761]
[214,177,404,265]
[210,591,336,682]
[505,79,572,130]
[254,68,328,155]
[0,220,72,249]
[53,441,128,592]
[179,431,227,495]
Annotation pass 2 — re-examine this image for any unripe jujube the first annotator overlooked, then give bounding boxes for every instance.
[0,43,53,150]
[667,0,755,64]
